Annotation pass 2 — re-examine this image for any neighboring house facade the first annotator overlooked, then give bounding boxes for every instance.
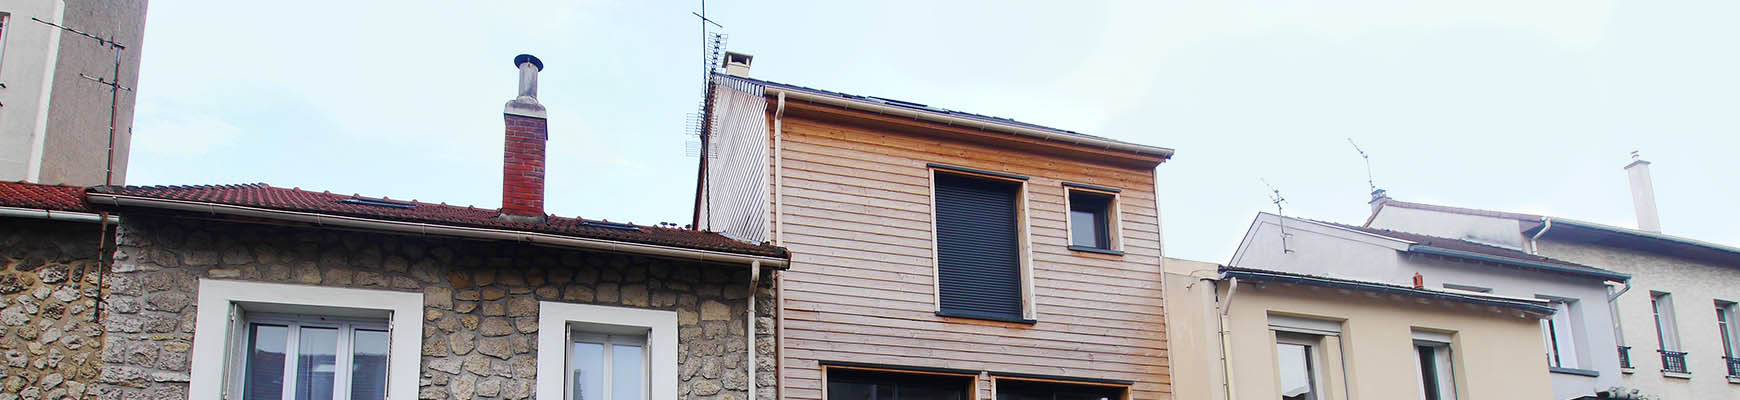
[1163,258,1556,400]
[1231,212,1631,400]
[0,181,114,400]
[56,55,789,400]
[1367,158,1740,399]
[695,54,1177,400]
[0,0,147,186]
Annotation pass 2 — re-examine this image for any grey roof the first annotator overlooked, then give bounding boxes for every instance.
[1220,266,1556,316]
[1373,198,1740,266]
[1309,219,1629,282]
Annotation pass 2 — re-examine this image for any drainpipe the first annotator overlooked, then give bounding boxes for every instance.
[748,260,762,400]
[773,92,786,246]
[1218,277,1240,400]
[1529,218,1553,254]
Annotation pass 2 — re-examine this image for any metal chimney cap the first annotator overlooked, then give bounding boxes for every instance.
[514,54,544,71]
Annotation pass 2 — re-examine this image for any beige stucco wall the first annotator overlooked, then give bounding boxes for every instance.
[1538,238,1740,400]
[1162,258,1224,400]
[1165,265,1555,400]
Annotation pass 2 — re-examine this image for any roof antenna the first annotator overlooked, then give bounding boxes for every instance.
[1347,138,1379,193]
[1263,179,1294,254]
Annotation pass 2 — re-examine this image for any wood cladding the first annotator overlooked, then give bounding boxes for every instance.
[772,109,1170,400]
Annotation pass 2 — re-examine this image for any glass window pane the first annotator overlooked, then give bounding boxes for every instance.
[1070,210,1100,247]
[829,382,875,400]
[571,342,605,400]
[612,344,645,400]
[349,329,390,400]
[1276,343,1316,400]
[246,324,289,400]
[295,327,339,400]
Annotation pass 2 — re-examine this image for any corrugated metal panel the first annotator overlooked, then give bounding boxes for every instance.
[699,75,770,243]
[933,173,1023,320]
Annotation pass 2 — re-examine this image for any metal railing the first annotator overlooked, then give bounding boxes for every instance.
[1618,346,1633,369]
[1659,350,1689,374]
[1725,356,1740,378]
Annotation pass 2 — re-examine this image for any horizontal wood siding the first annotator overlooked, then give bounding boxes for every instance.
[774,114,1170,400]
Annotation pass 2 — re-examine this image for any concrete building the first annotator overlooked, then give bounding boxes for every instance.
[1164,257,1557,400]
[1367,157,1740,399]
[1230,212,1630,399]
[694,53,1178,400]
[0,0,147,186]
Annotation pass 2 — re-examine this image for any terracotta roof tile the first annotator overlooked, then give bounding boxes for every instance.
[0,181,92,213]
[88,183,787,258]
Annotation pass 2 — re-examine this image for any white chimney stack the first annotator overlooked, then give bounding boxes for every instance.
[1625,151,1661,233]
[722,51,753,77]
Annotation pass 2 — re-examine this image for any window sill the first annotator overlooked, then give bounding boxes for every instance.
[936,310,1036,325]
[1662,371,1692,380]
[1727,376,1740,385]
[1066,246,1124,256]
[1620,367,1635,375]
[1548,367,1600,377]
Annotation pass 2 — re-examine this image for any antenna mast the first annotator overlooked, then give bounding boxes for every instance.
[1347,138,1376,194]
[1262,179,1293,254]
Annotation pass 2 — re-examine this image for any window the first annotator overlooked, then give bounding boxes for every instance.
[1414,331,1457,400]
[996,378,1126,400]
[931,169,1030,322]
[536,301,677,400]
[1717,301,1740,377]
[1652,292,1689,374]
[1275,334,1323,400]
[236,314,389,400]
[1539,299,1580,368]
[0,13,10,72]
[827,368,972,400]
[1065,187,1119,253]
[568,333,647,400]
[187,280,422,400]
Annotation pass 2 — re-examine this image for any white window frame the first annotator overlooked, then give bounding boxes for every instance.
[1062,185,1123,253]
[1413,331,1458,400]
[1652,292,1681,351]
[1539,299,1580,368]
[925,167,1036,320]
[236,313,390,400]
[1716,301,1738,359]
[565,332,650,400]
[537,301,678,400]
[1275,332,1327,400]
[188,279,423,400]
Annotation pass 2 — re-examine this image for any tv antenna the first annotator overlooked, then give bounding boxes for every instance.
[1347,138,1376,194]
[1262,179,1294,253]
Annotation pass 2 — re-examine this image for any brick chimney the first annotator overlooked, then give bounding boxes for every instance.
[501,54,548,223]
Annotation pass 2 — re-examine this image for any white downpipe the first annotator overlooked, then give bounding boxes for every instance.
[1529,218,1553,254]
[764,88,1175,158]
[85,193,789,268]
[1219,277,1239,400]
[747,260,761,400]
[0,206,117,224]
[773,92,786,246]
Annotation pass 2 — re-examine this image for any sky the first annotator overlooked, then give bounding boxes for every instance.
[131,1,1740,263]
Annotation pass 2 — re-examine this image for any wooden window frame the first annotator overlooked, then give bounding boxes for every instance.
[989,375,1132,400]
[926,165,1036,323]
[820,364,980,400]
[1062,185,1123,255]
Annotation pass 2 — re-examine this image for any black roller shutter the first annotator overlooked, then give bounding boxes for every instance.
[932,173,1025,322]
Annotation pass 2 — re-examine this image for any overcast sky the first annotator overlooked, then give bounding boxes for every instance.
[132,1,1740,263]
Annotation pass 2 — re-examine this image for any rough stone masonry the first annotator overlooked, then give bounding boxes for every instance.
[98,215,776,400]
[0,219,108,400]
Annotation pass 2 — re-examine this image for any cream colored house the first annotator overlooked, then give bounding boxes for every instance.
[1165,258,1557,400]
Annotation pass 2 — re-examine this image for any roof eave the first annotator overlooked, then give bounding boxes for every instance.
[1220,268,1556,316]
[1406,245,1628,282]
[1542,218,1740,257]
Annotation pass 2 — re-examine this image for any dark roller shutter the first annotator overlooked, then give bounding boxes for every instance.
[932,173,1024,322]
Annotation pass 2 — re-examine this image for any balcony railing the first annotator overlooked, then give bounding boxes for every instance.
[1618,346,1633,369]
[1660,350,1689,374]
[1725,356,1740,378]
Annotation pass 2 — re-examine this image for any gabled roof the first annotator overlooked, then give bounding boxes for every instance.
[0,181,94,213]
[717,73,1175,159]
[1296,217,1628,282]
[1371,197,1740,266]
[1220,266,1556,316]
[87,184,789,260]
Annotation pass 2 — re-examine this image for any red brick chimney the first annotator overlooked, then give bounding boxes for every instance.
[501,54,548,223]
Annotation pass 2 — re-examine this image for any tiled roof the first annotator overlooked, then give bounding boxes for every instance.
[87,183,788,258]
[0,181,93,213]
[1220,266,1555,315]
[1314,219,1626,280]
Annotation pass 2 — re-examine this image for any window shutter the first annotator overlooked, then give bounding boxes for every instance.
[933,173,1024,321]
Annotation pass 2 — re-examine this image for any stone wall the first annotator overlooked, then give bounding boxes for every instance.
[0,218,109,400]
[101,215,776,400]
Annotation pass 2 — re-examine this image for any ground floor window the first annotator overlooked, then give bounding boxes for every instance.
[995,379,1126,400]
[568,332,648,400]
[827,368,973,400]
[239,314,389,400]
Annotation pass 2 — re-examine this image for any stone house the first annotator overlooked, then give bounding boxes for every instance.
[79,55,789,400]
[0,181,115,400]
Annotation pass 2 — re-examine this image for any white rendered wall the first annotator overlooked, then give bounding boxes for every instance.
[0,0,64,182]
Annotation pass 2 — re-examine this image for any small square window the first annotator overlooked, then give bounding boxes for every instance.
[1067,191,1115,251]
